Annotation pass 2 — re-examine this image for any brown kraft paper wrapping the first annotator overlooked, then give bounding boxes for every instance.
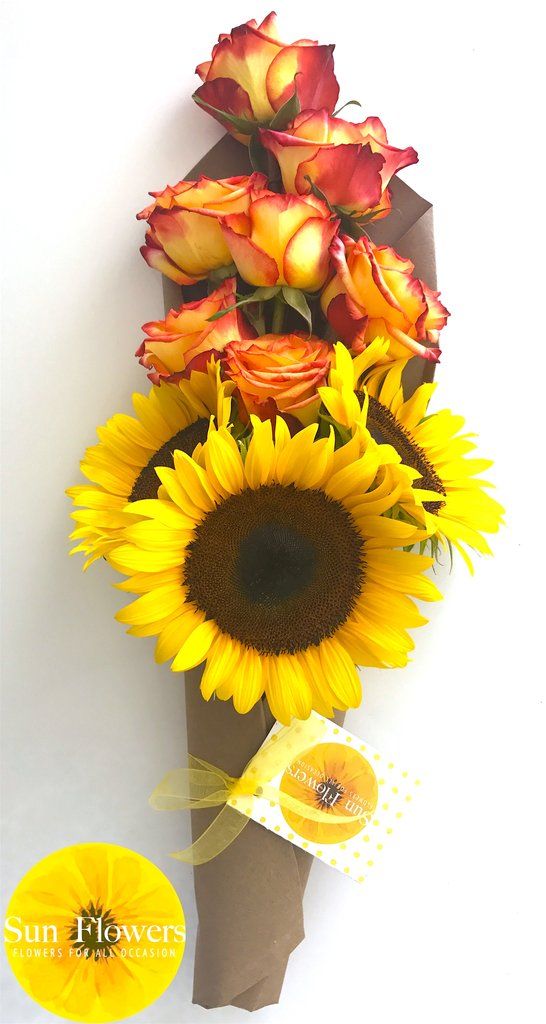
[160,133,439,1010]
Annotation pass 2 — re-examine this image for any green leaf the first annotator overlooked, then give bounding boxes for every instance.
[303,175,335,213]
[245,304,266,335]
[252,286,281,302]
[335,206,391,239]
[333,99,362,116]
[249,132,270,175]
[208,263,237,287]
[207,304,239,322]
[338,212,369,240]
[281,287,313,334]
[319,411,352,448]
[192,94,259,136]
[354,207,390,226]
[269,85,301,130]
[206,286,280,322]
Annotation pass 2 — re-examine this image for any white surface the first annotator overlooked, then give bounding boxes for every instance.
[1,2,544,1023]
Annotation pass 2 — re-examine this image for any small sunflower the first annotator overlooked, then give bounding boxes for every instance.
[319,341,426,528]
[363,359,504,570]
[111,419,441,724]
[67,361,232,568]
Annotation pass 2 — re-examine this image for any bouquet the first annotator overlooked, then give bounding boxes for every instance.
[67,12,503,1012]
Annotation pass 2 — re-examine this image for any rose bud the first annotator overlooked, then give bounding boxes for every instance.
[194,12,339,144]
[221,192,339,292]
[225,334,332,425]
[137,173,267,285]
[261,109,418,219]
[322,235,449,362]
[137,278,255,383]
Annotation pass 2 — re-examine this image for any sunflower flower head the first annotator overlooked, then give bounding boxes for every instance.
[112,418,442,724]
[363,358,505,571]
[66,360,233,569]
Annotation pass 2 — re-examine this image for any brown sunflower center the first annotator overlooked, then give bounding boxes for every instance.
[365,394,446,515]
[129,418,209,502]
[68,901,119,960]
[183,483,365,655]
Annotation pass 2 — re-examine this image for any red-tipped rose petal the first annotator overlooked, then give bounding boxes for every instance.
[267,43,339,114]
[326,292,367,345]
[221,223,279,286]
[194,77,254,125]
[139,245,196,286]
[295,142,385,212]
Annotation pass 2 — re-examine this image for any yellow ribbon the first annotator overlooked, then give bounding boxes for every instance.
[150,717,370,864]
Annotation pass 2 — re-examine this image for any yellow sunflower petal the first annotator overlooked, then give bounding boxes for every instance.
[232,648,265,714]
[356,515,421,546]
[244,416,275,488]
[171,619,218,672]
[204,428,244,497]
[274,424,318,486]
[108,544,184,574]
[265,655,313,724]
[200,634,243,700]
[115,585,184,627]
[155,607,205,663]
[325,449,380,502]
[318,638,361,708]
[124,499,195,529]
[123,521,192,551]
[115,567,183,594]
[396,383,436,428]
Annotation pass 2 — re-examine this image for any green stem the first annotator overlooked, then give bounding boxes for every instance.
[271,295,285,334]
[257,301,265,336]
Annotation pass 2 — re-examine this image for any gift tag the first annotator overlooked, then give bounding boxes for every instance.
[227,712,421,883]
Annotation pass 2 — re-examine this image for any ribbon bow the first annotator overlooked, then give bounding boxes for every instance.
[150,717,369,864]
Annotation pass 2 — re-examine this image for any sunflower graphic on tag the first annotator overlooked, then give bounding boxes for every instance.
[280,741,378,843]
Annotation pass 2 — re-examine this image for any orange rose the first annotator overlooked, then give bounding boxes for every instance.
[221,192,339,292]
[225,334,332,424]
[261,109,417,218]
[322,235,449,362]
[137,278,255,383]
[137,173,267,285]
[194,12,339,144]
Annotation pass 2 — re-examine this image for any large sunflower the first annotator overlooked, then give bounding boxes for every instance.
[67,361,232,568]
[111,419,441,723]
[363,358,504,569]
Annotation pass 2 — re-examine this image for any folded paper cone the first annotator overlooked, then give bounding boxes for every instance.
[184,667,314,1009]
[161,133,439,1010]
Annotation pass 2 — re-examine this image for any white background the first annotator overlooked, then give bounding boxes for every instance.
[1,2,545,1022]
